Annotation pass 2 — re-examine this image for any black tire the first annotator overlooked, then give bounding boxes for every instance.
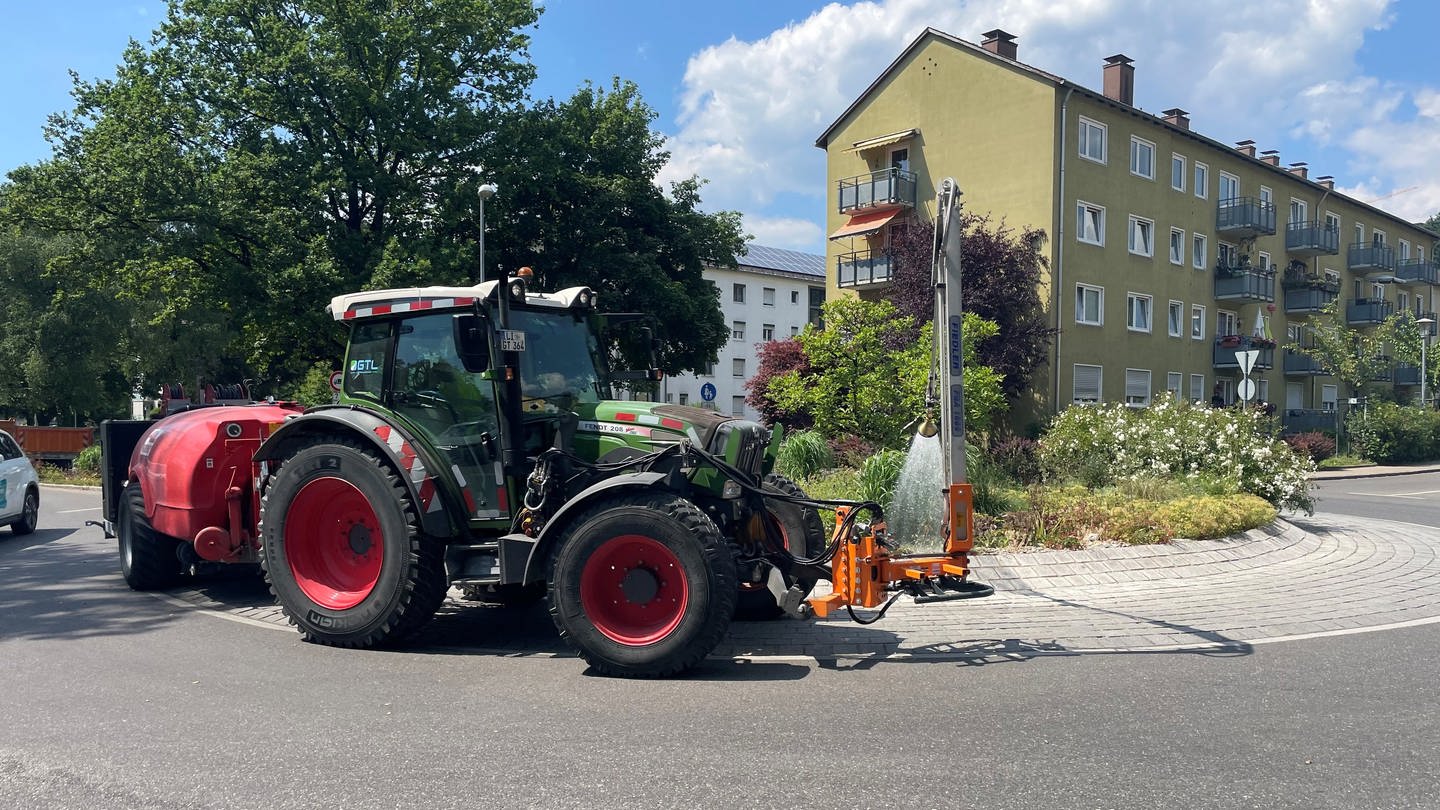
[734,473,827,620]
[10,487,38,535]
[548,492,737,678]
[460,582,547,607]
[260,437,447,648]
[117,483,182,590]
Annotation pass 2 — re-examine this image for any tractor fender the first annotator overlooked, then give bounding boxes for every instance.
[515,471,672,584]
[254,407,456,538]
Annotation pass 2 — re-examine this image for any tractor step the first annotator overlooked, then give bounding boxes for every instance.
[909,576,994,604]
[445,541,502,583]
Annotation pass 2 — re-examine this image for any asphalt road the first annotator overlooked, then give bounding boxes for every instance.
[1311,471,1440,527]
[3,486,1439,809]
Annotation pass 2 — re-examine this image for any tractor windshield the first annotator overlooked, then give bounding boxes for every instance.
[509,308,607,404]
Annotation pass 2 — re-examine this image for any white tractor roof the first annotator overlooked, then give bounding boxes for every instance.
[329,281,596,321]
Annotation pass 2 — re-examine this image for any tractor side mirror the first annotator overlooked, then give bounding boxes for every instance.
[454,314,490,373]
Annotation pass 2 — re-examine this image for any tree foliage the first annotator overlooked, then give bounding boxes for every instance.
[745,336,811,426]
[1288,298,1421,402]
[886,211,1054,400]
[761,298,1005,449]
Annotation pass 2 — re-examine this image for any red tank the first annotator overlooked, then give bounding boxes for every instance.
[129,404,303,561]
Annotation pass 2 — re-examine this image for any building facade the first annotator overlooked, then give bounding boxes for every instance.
[661,244,825,420]
[817,28,1439,430]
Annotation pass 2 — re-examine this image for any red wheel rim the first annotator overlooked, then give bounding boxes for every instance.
[285,477,384,610]
[579,534,689,645]
[740,512,790,592]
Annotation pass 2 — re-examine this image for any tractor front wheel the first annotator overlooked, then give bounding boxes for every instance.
[118,482,182,590]
[734,473,827,620]
[261,438,447,648]
[548,493,737,678]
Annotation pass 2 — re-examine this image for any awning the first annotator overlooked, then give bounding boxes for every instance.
[845,128,918,153]
[829,208,900,240]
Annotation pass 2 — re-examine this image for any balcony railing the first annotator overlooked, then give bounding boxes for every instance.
[1281,273,1338,313]
[1283,349,1327,376]
[1395,258,1439,286]
[1346,298,1394,325]
[836,167,917,213]
[1395,364,1422,386]
[1216,197,1277,237]
[836,249,893,288]
[1281,408,1337,435]
[1214,261,1275,302]
[1348,243,1395,275]
[1284,221,1340,256]
[1213,335,1275,370]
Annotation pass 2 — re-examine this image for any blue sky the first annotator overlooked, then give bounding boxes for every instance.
[3,1,1438,254]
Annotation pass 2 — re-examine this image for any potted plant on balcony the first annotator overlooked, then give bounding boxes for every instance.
[1218,334,1242,348]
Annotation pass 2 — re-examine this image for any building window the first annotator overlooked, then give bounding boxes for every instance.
[1289,198,1307,226]
[1216,309,1239,338]
[1076,284,1104,326]
[732,396,745,416]
[1218,172,1239,201]
[762,287,776,306]
[1218,241,1238,267]
[1354,223,1364,246]
[664,393,674,403]
[1078,116,1107,163]
[1189,374,1205,404]
[790,326,799,337]
[1073,364,1102,404]
[731,321,745,340]
[1325,211,1341,234]
[732,283,745,303]
[1257,379,1270,407]
[1259,250,1270,272]
[1168,300,1183,337]
[1192,233,1207,269]
[1128,215,1154,257]
[1194,162,1208,198]
[762,324,774,341]
[1373,229,1387,247]
[790,290,800,304]
[1400,240,1411,260]
[1260,186,1272,206]
[1076,201,1105,245]
[679,392,689,405]
[698,362,714,377]
[808,287,824,326]
[1322,384,1338,411]
[1169,228,1185,265]
[1325,269,1340,287]
[1167,372,1183,398]
[1191,305,1206,340]
[1130,136,1155,179]
[1127,293,1152,333]
[1125,368,1152,407]
[1171,154,1186,191]
[732,358,745,377]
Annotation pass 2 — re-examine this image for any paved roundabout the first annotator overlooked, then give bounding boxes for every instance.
[146,512,1440,665]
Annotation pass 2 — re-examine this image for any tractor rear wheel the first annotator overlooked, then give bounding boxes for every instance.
[260,438,447,648]
[548,492,737,678]
[734,473,826,620]
[118,482,182,590]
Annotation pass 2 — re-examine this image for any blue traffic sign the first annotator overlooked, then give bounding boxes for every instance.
[700,382,717,402]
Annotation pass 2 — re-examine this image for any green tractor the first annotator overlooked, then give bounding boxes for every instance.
[250,271,825,676]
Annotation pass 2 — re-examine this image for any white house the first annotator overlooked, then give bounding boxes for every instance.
[661,244,826,420]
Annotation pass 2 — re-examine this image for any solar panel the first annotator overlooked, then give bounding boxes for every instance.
[736,243,826,277]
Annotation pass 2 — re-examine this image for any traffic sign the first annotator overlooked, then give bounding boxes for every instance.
[1237,378,1256,402]
[1235,350,1259,375]
[700,382,716,402]
[328,370,343,392]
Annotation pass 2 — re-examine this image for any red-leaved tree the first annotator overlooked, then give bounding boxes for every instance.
[744,337,811,427]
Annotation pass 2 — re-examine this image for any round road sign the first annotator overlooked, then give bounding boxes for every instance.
[700,382,717,402]
[329,370,343,392]
[1237,378,1256,402]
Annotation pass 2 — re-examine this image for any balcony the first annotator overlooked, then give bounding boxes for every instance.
[1281,408,1337,435]
[1346,298,1394,325]
[1214,260,1275,302]
[1281,272,1338,313]
[1213,335,1275,370]
[836,249,893,288]
[1395,364,1422,386]
[836,167,917,213]
[1216,197,1277,238]
[1348,243,1395,276]
[1283,349,1327,376]
[1395,258,1439,286]
[1284,221,1340,256]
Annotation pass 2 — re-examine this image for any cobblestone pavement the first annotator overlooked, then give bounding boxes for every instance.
[154,513,1440,663]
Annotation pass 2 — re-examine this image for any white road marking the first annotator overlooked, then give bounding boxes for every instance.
[57,507,102,513]
[1347,490,1440,499]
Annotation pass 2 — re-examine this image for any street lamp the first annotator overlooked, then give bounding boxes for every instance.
[1420,316,1435,408]
[476,182,498,282]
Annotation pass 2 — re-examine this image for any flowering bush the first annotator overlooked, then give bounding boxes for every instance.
[1039,394,1314,513]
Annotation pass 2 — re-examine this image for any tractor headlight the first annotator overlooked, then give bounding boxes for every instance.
[508,277,527,301]
[576,288,594,309]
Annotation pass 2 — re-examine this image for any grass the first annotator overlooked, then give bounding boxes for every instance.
[35,463,101,488]
[1317,455,1375,470]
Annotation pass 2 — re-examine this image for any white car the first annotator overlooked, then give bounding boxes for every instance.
[0,429,39,535]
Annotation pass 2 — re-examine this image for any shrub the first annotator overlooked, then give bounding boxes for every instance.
[1283,431,1336,463]
[828,434,878,468]
[1345,403,1440,464]
[988,435,1040,484]
[73,444,102,475]
[858,449,907,510]
[1154,495,1276,540]
[775,430,834,480]
[990,487,1275,549]
[1039,394,1314,513]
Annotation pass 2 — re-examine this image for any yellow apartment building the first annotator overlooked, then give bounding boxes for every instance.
[816,27,1439,431]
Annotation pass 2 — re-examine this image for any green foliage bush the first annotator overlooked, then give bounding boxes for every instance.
[1154,495,1277,540]
[990,486,1275,549]
[858,449,906,510]
[1039,394,1314,513]
[1345,403,1440,463]
[987,435,1041,484]
[73,443,102,475]
[775,430,834,480]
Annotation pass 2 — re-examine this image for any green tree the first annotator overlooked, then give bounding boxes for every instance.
[1289,298,1422,409]
[764,298,1004,449]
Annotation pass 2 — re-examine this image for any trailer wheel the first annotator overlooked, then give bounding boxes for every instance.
[118,483,182,590]
[10,487,38,535]
[260,438,447,648]
[734,473,826,620]
[548,493,737,678]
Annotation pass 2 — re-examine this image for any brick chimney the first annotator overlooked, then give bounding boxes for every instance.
[1235,140,1256,158]
[1289,162,1309,179]
[1260,149,1280,166]
[1316,175,1335,190]
[980,29,1018,60]
[1162,108,1190,130]
[1102,55,1134,106]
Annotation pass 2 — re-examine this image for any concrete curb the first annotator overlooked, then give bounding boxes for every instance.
[1310,465,1440,481]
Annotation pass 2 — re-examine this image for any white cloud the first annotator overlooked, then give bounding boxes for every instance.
[741,214,826,250]
[661,0,1437,251]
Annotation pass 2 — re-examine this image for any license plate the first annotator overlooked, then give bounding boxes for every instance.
[500,330,526,352]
